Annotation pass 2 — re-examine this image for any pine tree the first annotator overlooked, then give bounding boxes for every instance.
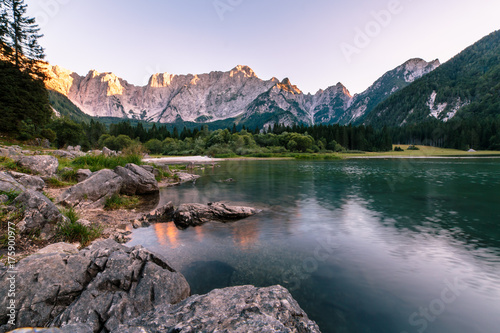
[3,0,45,78]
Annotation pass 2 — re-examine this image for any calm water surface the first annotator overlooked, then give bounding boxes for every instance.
[128,159,500,333]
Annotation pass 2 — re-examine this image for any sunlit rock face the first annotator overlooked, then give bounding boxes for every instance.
[44,59,439,126]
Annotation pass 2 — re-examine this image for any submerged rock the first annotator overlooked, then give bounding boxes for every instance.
[0,240,190,333]
[117,285,321,333]
[181,260,236,295]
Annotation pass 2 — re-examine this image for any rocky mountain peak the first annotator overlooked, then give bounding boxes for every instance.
[400,58,440,83]
[148,72,175,88]
[277,77,302,94]
[230,65,257,78]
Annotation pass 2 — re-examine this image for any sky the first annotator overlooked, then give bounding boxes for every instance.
[26,0,500,95]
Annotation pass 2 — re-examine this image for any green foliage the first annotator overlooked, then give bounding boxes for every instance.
[104,194,140,210]
[0,189,21,204]
[71,154,142,172]
[407,145,420,151]
[0,156,31,173]
[60,168,78,183]
[48,90,91,123]
[49,117,86,148]
[57,207,102,246]
[0,59,52,136]
[394,146,404,151]
[46,176,72,188]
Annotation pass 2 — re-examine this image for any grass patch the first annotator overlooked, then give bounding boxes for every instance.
[57,207,102,246]
[0,156,32,174]
[104,194,140,210]
[46,177,73,188]
[60,168,78,182]
[0,190,21,204]
[71,154,142,172]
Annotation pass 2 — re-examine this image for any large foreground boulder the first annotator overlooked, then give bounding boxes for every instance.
[17,155,58,177]
[114,163,159,195]
[13,190,66,239]
[58,169,123,208]
[0,240,190,333]
[173,202,259,229]
[117,285,321,333]
[0,171,25,193]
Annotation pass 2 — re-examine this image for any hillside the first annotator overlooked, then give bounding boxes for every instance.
[365,30,500,127]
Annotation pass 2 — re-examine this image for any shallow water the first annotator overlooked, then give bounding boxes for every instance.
[128,159,500,333]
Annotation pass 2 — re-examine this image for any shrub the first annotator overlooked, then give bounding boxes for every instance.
[407,145,420,150]
[57,207,102,246]
[394,146,404,151]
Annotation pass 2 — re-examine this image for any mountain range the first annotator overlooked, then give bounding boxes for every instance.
[43,59,439,128]
[43,29,500,129]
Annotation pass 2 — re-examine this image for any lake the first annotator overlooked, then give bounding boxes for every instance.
[127,159,500,333]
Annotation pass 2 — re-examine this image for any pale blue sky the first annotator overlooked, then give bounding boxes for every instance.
[27,0,500,94]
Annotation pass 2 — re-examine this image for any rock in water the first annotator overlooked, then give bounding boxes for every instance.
[0,240,190,333]
[114,163,159,195]
[58,169,123,208]
[173,202,258,229]
[117,285,321,333]
[181,260,236,295]
[17,155,58,176]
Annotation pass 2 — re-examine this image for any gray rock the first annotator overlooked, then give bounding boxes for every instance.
[18,155,58,176]
[76,169,92,183]
[52,150,76,159]
[13,190,66,239]
[117,285,321,333]
[175,172,200,183]
[0,171,25,193]
[114,163,159,195]
[9,171,45,191]
[8,325,92,333]
[0,240,190,333]
[143,202,175,223]
[174,202,259,229]
[140,165,160,178]
[58,169,123,208]
[35,242,79,255]
[102,147,117,157]
[76,219,92,227]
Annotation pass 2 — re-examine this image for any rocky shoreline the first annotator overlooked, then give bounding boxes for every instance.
[0,145,321,332]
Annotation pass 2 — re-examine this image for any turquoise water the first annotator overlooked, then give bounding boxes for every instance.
[128,159,500,333]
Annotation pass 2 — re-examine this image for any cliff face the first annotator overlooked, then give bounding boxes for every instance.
[44,59,439,126]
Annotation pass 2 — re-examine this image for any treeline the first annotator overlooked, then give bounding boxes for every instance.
[96,121,392,155]
[391,116,500,150]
